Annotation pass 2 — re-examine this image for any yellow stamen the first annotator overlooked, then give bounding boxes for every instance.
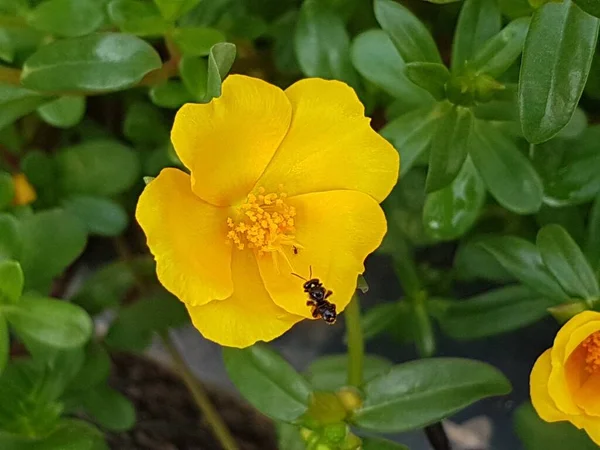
[582,331,600,373]
[226,187,299,262]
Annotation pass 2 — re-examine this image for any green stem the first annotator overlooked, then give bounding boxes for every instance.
[161,332,240,450]
[345,293,364,388]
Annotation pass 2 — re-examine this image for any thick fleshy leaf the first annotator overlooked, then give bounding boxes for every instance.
[0,84,49,130]
[0,172,13,210]
[470,121,543,214]
[478,236,569,302]
[0,214,21,262]
[32,420,108,450]
[223,345,312,422]
[519,0,599,143]
[426,105,473,192]
[438,286,550,340]
[423,158,485,241]
[56,140,139,196]
[351,30,433,107]
[28,0,104,37]
[0,260,23,304]
[21,33,162,92]
[454,236,514,283]
[153,0,200,20]
[4,293,93,349]
[172,27,225,56]
[469,18,529,77]
[19,209,87,290]
[360,301,412,342]
[405,62,450,100]
[574,0,600,18]
[380,102,441,176]
[374,0,441,63]
[123,101,168,147]
[586,192,600,270]
[149,80,192,108]
[37,96,86,129]
[81,384,136,432]
[363,437,410,450]
[354,358,511,432]
[295,0,359,88]
[62,196,128,237]
[305,354,393,391]
[0,317,6,375]
[452,0,502,71]
[537,224,600,299]
[107,0,169,36]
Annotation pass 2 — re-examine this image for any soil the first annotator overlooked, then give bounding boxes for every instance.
[105,353,278,450]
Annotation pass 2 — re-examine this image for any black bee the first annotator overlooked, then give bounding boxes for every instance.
[293,246,299,255]
[292,269,337,324]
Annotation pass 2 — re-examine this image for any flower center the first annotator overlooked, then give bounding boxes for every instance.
[582,331,600,373]
[226,187,298,258]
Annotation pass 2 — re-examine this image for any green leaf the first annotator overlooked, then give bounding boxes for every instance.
[574,0,600,18]
[412,299,436,358]
[0,316,7,375]
[423,157,485,241]
[519,0,599,143]
[469,17,529,77]
[21,33,162,93]
[56,140,140,196]
[295,0,360,88]
[67,342,111,392]
[81,384,135,432]
[0,260,23,304]
[586,192,600,270]
[62,195,128,237]
[380,103,441,176]
[452,0,502,72]
[107,0,169,36]
[179,55,208,101]
[33,419,108,450]
[405,62,450,100]
[0,171,14,210]
[149,80,193,108]
[70,260,138,315]
[0,84,49,130]
[439,286,549,340]
[351,30,433,106]
[478,236,569,302]
[203,42,236,101]
[557,107,587,139]
[362,437,410,450]
[277,423,305,450]
[19,209,87,290]
[123,101,168,147]
[105,292,188,351]
[374,0,441,63]
[223,344,312,422]
[537,224,599,299]
[305,354,393,391]
[28,0,104,38]
[533,127,600,206]
[426,105,473,192]
[172,27,225,57]
[454,236,514,282]
[154,0,200,21]
[515,402,597,450]
[37,96,86,129]
[353,358,511,432]
[536,205,585,246]
[360,302,412,342]
[470,121,543,214]
[4,293,92,349]
[0,214,21,262]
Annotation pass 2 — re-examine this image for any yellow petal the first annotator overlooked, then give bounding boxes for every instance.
[12,173,36,206]
[257,190,386,318]
[583,418,600,446]
[531,349,568,423]
[255,78,399,203]
[186,248,303,348]
[136,168,233,306]
[171,75,292,206]
[565,321,600,363]
[552,311,600,364]
[574,373,600,416]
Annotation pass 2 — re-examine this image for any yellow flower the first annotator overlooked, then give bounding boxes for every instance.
[531,311,600,444]
[136,75,398,348]
[12,173,36,206]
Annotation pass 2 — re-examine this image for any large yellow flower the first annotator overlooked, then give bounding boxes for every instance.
[136,75,399,348]
[531,311,600,444]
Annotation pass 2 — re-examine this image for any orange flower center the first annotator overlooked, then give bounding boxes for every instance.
[582,331,600,373]
[226,187,299,258]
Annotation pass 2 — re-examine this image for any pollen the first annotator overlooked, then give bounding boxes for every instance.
[226,187,299,257]
[582,331,600,373]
